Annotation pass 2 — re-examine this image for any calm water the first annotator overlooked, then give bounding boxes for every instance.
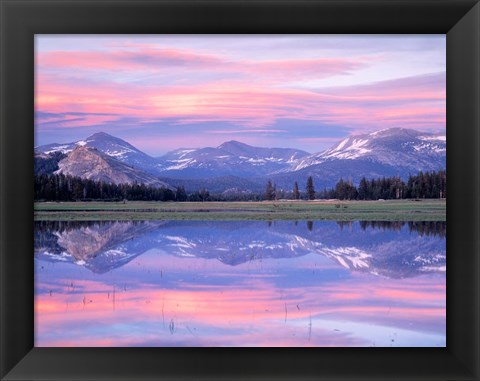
[34,220,446,347]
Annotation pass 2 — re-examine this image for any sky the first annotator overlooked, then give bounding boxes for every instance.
[35,35,446,156]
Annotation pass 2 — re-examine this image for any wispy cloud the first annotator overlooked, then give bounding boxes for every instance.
[35,35,445,153]
[37,47,366,81]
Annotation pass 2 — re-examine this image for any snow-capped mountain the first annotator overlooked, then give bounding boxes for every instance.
[55,146,171,188]
[36,128,446,191]
[36,132,161,175]
[291,128,445,172]
[35,220,167,273]
[270,128,446,189]
[155,140,309,179]
[36,133,309,181]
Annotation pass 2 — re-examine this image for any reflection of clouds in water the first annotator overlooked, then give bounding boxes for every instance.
[34,220,446,347]
[35,261,445,347]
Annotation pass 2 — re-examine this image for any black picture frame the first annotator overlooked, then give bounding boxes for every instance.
[1,0,479,380]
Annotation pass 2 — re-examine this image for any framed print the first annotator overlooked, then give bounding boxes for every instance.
[1,0,479,380]
[33,33,449,348]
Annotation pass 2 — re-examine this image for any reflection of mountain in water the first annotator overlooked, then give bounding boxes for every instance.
[35,220,446,278]
[35,220,166,273]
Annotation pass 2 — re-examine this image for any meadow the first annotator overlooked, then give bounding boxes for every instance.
[34,199,446,221]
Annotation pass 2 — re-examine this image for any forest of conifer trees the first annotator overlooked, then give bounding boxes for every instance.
[317,170,446,200]
[34,170,446,202]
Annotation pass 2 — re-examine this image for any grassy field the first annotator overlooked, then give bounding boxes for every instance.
[34,199,446,221]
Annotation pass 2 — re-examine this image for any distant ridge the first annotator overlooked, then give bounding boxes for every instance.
[36,127,446,191]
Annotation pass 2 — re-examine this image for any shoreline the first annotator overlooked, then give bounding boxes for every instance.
[34,199,446,221]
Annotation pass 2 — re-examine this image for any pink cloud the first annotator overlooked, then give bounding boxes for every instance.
[37,48,224,71]
[36,44,445,136]
[36,77,445,132]
[37,47,365,81]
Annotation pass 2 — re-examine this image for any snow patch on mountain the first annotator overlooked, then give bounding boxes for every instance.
[323,247,371,269]
[420,135,446,142]
[44,145,72,154]
[412,142,446,153]
[322,138,371,160]
[335,138,349,151]
[165,235,197,249]
[165,159,198,171]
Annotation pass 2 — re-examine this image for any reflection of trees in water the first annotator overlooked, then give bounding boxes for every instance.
[353,220,446,238]
[407,221,446,238]
[34,220,145,234]
[36,219,446,240]
[336,221,354,230]
[358,221,406,232]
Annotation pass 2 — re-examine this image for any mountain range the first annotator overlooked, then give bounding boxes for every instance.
[156,140,309,179]
[35,128,446,193]
[35,220,446,278]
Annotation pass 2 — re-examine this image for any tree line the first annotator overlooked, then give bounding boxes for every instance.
[35,173,186,202]
[35,170,446,202]
[265,178,316,201]
[264,170,446,201]
[318,170,446,200]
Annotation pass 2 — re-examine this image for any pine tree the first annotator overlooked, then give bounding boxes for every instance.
[306,176,315,200]
[358,177,368,200]
[175,186,187,201]
[335,178,345,200]
[293,181,300,200]
[199,188,210,202]
[265,180,274,201]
